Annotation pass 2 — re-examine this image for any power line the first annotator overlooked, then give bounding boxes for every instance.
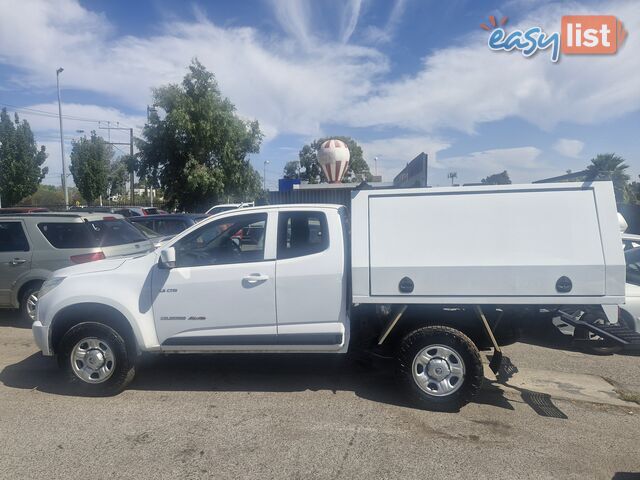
[0,102,137,128]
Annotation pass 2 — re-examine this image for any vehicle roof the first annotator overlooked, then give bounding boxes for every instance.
[0,207,49,213]
[129,213,205,221]
[208,204,344,216]
[0,212,126,221]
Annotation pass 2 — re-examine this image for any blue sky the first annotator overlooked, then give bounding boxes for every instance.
[0,0,638,190]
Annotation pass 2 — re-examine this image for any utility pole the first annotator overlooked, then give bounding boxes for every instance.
[447,171,458,186]
[129,128,134,205]
[99,124,136,205]
[146,105,157,207]
[263,160,270,191]
[0,141,2,208]
[56,67,69,209]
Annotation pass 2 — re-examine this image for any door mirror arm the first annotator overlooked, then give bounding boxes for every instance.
[159,247,176,269]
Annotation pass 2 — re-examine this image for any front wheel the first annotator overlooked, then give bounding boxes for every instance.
[58,322,135,396]
[398,326,483,411]
[19,283,41,324]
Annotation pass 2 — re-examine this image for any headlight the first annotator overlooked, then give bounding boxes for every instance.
[39,277,65,298]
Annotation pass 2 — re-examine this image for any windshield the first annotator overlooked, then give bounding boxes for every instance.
[131,222,163,239]
[87,219,147,247]
[207,206,238,215]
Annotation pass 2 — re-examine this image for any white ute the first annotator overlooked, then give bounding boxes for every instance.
[32,182,637,410]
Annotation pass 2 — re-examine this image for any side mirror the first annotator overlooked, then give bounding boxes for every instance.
[159,247,176,269]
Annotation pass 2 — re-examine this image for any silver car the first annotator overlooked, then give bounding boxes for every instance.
[0,212,153,322]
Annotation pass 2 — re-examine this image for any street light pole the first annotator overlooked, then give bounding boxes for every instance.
[263,160,270,191]
[0,141,3,208]
[56,67,69,209]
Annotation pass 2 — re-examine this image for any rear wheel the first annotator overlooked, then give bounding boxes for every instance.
[58,322,135,396]
[398,326,483,411]
[19,282,42,324]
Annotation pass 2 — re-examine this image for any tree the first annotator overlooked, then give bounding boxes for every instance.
[107,157,129,199]
[137,59,263,211]
[585,153,630,202]
[481,170,512,185]
[0,108,48,205]
[295,136,371,184]
[283,161,300,179]
[69,132,112,204]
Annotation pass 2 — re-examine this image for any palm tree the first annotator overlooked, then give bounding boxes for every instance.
[585,153,630,202]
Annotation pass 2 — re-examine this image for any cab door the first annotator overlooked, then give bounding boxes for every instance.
[152,211,277,347]
[274,209,347,349]
[0,221,32,307]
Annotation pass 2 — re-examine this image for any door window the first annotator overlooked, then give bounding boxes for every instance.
[0,222,30,252]
[277,212,328,259]
[174,213,267,267]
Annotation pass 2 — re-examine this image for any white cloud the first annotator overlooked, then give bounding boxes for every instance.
[345,0,640,133]
[0,0,638,186]
[553,138,584,158]
[0,0,385,140]
[434,146,556,184]
[361,0,407,44]
[359,135,450,181]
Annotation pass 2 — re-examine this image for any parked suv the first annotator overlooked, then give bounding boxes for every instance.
[128,214,206,236]
[0,213,153,322]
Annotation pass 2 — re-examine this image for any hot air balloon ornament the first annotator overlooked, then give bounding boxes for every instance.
[317,139,350,183]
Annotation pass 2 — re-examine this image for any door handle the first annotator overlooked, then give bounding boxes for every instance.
[242,274,269,284]
[10,259,27,266]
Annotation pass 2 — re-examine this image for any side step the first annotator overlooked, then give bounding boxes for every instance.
[557,310,640,346]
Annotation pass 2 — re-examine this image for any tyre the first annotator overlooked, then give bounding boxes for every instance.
[573,313,622,356]
[398,326,483,411]
[58,322,136,396]
[19,282,42,324]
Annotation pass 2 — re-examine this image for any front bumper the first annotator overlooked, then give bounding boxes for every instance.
[32,320,52,356]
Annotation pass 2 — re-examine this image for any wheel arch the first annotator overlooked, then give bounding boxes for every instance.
[50,303,138,357]
[372,304,525,352]
[17,278,45,304]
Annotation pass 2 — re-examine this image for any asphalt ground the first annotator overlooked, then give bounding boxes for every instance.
[1,310,639,480]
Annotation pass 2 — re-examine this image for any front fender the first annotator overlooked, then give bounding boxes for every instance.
[48,295,159,352]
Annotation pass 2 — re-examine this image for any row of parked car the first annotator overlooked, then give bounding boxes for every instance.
[0,203,252,322]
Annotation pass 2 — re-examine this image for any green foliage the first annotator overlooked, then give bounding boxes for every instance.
[137,59,263,211]
[585,153,630,202]
[0,108,48,205]
[627,181,640,205]
[69,132,112,204]
[18,185,63,206]
[108,157,129,198]
[481,170,512,185]
[19,185,83,207]
[283,161,300,179]
[296,136,371,184]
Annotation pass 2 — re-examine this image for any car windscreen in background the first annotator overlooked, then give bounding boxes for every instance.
[38,223,95,249]
[88,219,147,247]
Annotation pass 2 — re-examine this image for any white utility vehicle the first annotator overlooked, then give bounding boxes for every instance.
[32,182,638,410]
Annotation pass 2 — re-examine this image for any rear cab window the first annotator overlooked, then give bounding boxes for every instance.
[0,222,30,252]
[625,249,640,286]
[277,211,329,259]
